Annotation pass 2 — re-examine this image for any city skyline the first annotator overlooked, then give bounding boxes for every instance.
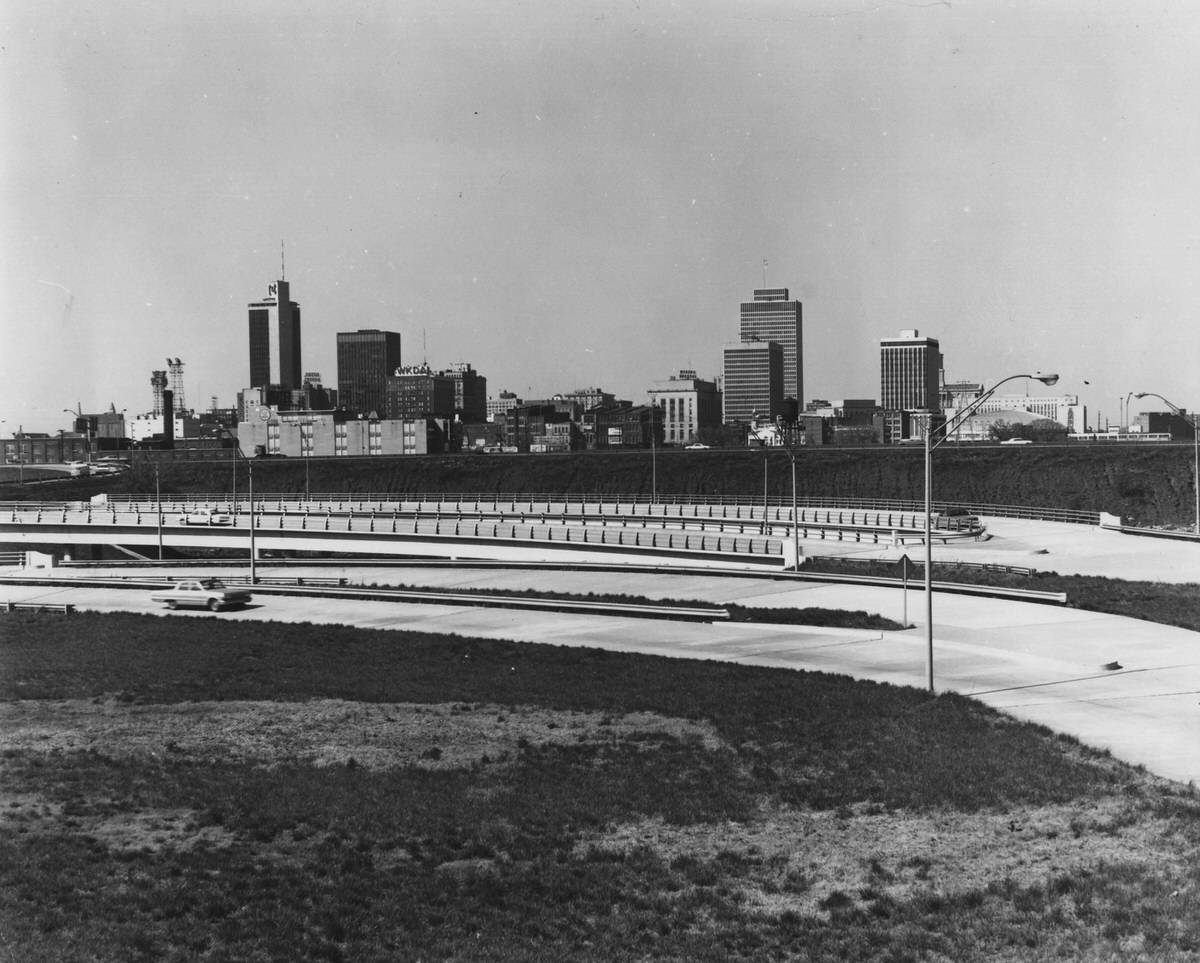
[4,1,1199,434]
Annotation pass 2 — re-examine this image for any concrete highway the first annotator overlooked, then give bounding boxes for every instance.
[3,522,1199,786]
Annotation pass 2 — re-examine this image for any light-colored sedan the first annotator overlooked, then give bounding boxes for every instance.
[150,578,252,612]
[181,509,233,525]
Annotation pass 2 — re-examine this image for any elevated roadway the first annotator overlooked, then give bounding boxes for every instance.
[0,495,987,573]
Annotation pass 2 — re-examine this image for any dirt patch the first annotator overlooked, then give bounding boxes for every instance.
[573,796,1188,919]
[0,794,236,853]
[0,697,727,771]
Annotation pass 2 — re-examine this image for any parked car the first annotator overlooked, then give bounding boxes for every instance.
[181,509,233,525]
[150,578,252,612]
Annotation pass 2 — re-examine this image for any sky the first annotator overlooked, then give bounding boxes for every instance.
[3,0,1198,435]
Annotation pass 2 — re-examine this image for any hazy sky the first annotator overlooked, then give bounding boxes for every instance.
[3,0,1197,434]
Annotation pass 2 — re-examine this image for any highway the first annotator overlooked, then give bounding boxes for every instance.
[3,540,1199,786]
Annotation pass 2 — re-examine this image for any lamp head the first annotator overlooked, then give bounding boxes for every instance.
[1134,392,1149,399]
[1033,372,1059,386]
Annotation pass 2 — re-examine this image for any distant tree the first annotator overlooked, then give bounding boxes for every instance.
[989,418,1068,443]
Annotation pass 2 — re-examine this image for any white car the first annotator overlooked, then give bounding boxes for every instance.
[181,509,233,525]
[150,578,252,611]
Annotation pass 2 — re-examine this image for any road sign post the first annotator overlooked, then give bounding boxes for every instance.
[897,553,912,627]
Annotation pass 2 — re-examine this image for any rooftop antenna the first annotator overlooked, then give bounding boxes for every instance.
[281,240,286,281]
[423,328,427,364]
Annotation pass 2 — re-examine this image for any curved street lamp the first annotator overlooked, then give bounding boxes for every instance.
[1134,392,1199,535]
[923,371,1059,692]
[215,424,256,583]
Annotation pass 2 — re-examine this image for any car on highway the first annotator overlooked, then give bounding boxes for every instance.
[181,508,233,525]
[150,578,252,612]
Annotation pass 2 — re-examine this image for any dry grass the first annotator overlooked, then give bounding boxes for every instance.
[4,611,1200,961]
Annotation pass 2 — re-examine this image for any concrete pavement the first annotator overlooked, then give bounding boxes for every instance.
[809,515,1200,584]
[3,515,1198,783]
[3,563,1198,786]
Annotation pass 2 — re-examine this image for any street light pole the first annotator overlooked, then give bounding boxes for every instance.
[154,463,163,561]
[248,459,256,584]
[1135,392,1199,535]
[218,424,255,581]
[923,371,1059,692]
[650,404,658,505]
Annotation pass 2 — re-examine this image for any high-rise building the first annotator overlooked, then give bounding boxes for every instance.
[647,369,722,445]
[441,362,488,422]
[722,341,784,424]
[739,288,803,405]
[336,329,402,417]
[248,279,302,390]
[385,364,456,421]
[879,329,941,412]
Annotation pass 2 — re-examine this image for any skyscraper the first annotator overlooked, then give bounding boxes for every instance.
[739,288,803,405]
[336,329,402,417]
[248,279,302,390]
[722,341,784,424]
[441,362,488,422]
[879,330,941,412]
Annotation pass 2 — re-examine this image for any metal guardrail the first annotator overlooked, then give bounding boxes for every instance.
[809,556,1039,578]
[1099,522,1200,543]
[0,506,787,558]
[4,601,75,614]
[794,570,1068,605]
[53,492,1102,526]
[28,497,978,538]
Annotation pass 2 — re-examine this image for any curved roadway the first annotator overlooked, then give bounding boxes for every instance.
[2,517,1198,784]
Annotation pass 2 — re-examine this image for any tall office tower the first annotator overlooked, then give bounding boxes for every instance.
[722,340,784,424]
[248,280,303,390]
[385,364,456,421]
[739,288,803,405]
[441,362,488,422]
[336,329,402,417]
[879,329,942,412]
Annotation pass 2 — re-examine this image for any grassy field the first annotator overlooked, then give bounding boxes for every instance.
[3,611,1199,961]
